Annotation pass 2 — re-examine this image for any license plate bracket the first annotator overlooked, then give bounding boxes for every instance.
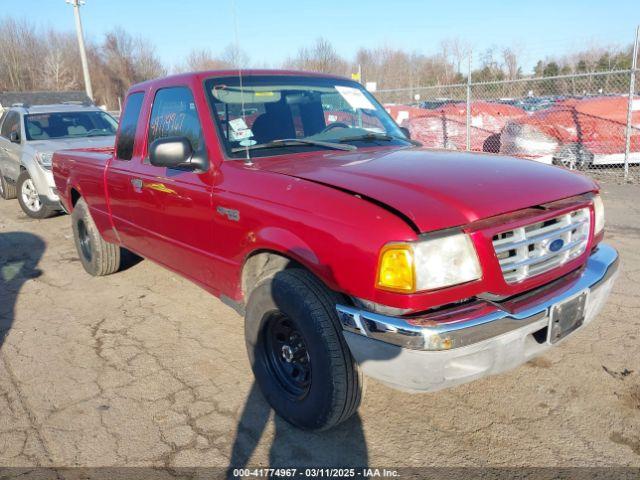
[547,291,588,344]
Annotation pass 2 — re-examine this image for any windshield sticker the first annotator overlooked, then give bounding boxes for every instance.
[228,117,254,141]
[239,139,257,147]
[327,114,338,122]
[335,86,376,111]
[229,117,249,132]
[230,128,253,141]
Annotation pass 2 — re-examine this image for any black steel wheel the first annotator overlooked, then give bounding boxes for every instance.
[263,311,311,400]
[77,218,93,263]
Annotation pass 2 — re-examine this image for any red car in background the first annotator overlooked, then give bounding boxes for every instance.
[500,95,640,169]
[387,102,526,152]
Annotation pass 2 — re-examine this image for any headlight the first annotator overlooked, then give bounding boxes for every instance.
[376,232,482,293]
[593,194,605,235]
[36,152,53,169]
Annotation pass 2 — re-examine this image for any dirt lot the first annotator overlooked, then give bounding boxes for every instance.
[0,183,639,470]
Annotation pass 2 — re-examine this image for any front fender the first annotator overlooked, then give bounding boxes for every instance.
[21,152,53,198]
[250,226,326,279]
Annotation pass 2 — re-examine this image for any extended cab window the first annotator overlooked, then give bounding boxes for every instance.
[148,87,203,153]
[1,111,20,139]
[116,92,145,160]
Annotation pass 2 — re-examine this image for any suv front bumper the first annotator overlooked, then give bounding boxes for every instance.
[336,243,619,392]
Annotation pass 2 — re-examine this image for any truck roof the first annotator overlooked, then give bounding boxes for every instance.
[130,69,350,91]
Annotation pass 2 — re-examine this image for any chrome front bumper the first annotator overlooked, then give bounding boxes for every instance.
[336,243,619,392]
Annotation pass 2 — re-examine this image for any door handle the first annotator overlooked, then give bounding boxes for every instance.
[131,178,143,193]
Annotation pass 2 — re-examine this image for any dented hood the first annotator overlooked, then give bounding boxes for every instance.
[255,148,596,232]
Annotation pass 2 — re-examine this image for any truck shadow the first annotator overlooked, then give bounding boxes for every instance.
[226,382,368,475]
[0,232,45,351]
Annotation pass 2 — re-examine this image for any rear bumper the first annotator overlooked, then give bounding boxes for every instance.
[336,243,618,392]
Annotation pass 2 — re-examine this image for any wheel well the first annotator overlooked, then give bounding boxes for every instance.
[70,188,81,207]
[241,251,302,300]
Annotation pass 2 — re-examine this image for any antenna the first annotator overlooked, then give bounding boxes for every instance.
[230,0,252,164]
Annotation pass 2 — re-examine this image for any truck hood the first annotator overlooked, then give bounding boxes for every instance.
[27,135,115,152]
[254,148,596,232]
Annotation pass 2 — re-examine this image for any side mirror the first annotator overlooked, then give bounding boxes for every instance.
[399,127,411,139]
[9,131,20,143]
[148,136,207,171]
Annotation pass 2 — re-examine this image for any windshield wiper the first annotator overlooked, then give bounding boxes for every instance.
[339,133,395,143]
[339,132,422,146]
[231,138,356,153]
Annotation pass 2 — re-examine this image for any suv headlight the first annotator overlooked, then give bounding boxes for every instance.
[36,152,53,169]
[376,232,482,293]
[593,194,605,235]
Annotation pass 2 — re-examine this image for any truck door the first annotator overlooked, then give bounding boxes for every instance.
[124,85,215,287]
[105,91,146,245]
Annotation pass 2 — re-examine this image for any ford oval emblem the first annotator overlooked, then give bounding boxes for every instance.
[549,238,564,252]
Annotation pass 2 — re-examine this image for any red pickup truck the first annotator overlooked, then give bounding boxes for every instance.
[53,70,619,431]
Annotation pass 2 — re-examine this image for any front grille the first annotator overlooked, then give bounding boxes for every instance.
[492,208,591,284]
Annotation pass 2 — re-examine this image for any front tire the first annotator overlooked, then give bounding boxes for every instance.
[553,143,593,171]
[245,268,364,431]
[71,198,121,276]
[0,173,17,200]
[17,171,54,218]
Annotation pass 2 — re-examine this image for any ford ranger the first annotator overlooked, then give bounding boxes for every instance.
[52,70,619,431]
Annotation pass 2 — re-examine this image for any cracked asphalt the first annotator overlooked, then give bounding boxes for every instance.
[0,182,639,470]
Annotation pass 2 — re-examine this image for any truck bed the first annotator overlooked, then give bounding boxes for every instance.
[52,146,115,221]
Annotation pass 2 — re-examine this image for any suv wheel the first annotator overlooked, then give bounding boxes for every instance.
[71,198,121,276]
[245,268,364,431]
[553,143,593,171]
[0,173,17,200]
[17,171,54,219]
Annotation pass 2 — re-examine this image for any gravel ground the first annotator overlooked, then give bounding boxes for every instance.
[0,183,638,471]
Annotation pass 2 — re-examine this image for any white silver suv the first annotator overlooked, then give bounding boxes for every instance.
[0,104,117,218]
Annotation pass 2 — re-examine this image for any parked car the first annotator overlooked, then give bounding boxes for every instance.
[53,70,618,431]
[398,101,526,152]
[0,104,117,218]
[496,96,559,112]
[500,95,640,169]
[419,98,460,109]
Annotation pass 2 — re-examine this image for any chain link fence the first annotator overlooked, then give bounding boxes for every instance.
[378,69,640,183]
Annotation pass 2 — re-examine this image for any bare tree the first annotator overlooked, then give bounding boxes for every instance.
[441,37,471,75]
[219,43,249,68]
[284,38,348,75]
[181,48,227,72]
[502,47,521,80]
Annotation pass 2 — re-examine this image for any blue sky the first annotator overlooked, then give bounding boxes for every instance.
[7,0,639,73]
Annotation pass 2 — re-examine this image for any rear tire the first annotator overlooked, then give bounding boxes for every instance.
[0,173,17,200]
[17,171,55,218]
[244,268,364,431]
[71,198,121,276]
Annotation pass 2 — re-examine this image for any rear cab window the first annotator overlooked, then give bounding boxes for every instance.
[116,92,145,160]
